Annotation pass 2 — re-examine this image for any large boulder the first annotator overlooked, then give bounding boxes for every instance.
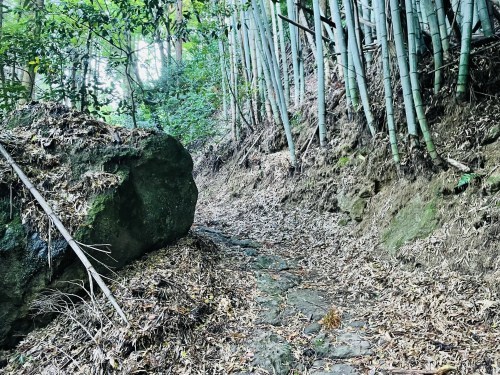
[0,103,198,347]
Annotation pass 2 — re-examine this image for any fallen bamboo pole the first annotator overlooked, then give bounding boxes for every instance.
[0,142,128,324]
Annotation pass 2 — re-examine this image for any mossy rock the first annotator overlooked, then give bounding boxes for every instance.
[337,192,367,222]
[336,156,350,168]
[74,136,197,268]
[382,196,438,253]
[0,122,197,347]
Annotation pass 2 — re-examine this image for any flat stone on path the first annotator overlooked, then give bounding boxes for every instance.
[304,322,322,335]
[286,288,330,320]
[247,331,293,375]
[256,272,300,295]
[311,331,372,360]
[330,332,373,359]
[255,297,282,325]
[253,254,297,271]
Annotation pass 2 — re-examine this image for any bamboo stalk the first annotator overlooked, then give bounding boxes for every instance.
[0,142,128,324]
[313,0,327,146]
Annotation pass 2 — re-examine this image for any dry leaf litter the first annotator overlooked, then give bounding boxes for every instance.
[0,102,150,239]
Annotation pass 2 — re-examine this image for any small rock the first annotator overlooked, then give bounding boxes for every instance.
[347,320,368,329]
[256,297,282,325]
[303,348,316,357]
[256,272,300,295]
[244,248,258,257]
[312,333,332,357]
[337,192,367,222]
[286,289,330,320]
[330,333,372,359]
[229,237,261,248]
[253,255,294,271]
[313,359,327,368]
[304,322,322,335]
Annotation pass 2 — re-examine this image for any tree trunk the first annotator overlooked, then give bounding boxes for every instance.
[476,0,493,35]
[21,0,44,102]
[422,0,444,93]
[229,0,241,138]
[390,0,418,138]
[218,40,229,126]
[435,0,451,58]
[361,0,373,68]
[0,0,5,85]
[276,3,290,105]
[329,0,351,109]
[239,1,257,129]
[375,0,400,163]
[313,0,327,146]
[298,9,317,60]
[406,0,439,160]
[247,13,262,122]
[80,30,92,112]
[269,0,280,70]
[175,0,183,63]
[286,0,301,106]
[456,0,475,101]
[344,0,376,136]
[253,0,297,166]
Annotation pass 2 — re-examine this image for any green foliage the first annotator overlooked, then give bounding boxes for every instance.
[456,173,480,188]
[144,39,223,145]
[0,0,224,146]
[336,156,350,168]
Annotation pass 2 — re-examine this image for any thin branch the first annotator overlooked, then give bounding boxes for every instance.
[278,13,334,44]
[297,3,337,28]
[0,142,128,324]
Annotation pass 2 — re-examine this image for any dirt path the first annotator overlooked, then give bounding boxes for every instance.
[194,224,371,374]
[193,183,380,375]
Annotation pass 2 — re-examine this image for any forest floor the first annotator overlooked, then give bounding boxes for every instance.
[189,134,500,375]
[0,118,498,374]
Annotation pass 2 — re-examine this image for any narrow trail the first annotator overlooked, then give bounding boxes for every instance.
[0,149,497,374]
[194,186,376,374]
[194,221,372,375]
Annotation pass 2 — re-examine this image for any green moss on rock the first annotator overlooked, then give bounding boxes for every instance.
[0,132,197,347]
[338,192,367,222]
[336,156,350,168]
[382,196,439,253]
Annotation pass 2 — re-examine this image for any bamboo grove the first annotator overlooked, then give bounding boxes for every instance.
[217,0,498,167]
[0,0,497,161]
